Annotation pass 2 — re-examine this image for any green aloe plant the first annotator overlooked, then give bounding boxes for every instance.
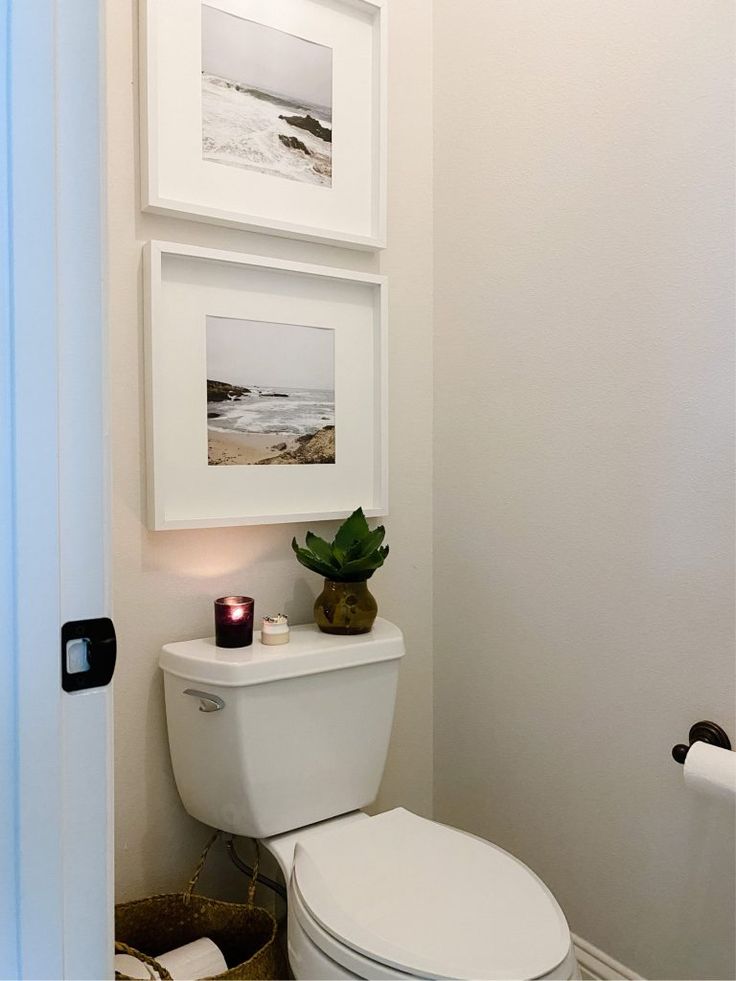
[292,507,389,583]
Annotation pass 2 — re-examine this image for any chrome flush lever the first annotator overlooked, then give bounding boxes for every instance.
[183,688,225,713]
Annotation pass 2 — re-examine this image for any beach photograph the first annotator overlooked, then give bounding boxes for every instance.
[201,4,333,186]
[206,316,335,466]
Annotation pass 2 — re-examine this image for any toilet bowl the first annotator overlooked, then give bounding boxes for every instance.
[265,808,580,980]
[160,619,580,980]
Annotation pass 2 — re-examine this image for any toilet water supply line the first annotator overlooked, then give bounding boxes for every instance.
[226,836,288,901]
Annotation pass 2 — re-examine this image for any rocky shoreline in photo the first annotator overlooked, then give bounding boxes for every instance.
[257,426,335,465]
[202,72,333,186]
[207,379,290,414]
[207,379,251,401]
[205,377,335,466]
[279,113,332,143]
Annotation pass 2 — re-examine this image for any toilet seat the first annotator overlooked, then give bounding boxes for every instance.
[291,808,572,981]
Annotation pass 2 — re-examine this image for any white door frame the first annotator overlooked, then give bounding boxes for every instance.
[0,1,20,975]
[1,2,112,978]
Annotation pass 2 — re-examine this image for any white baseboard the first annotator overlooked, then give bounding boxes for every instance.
[572,934,643,981]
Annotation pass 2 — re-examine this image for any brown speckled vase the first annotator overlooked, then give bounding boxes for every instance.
[314,579,377,635]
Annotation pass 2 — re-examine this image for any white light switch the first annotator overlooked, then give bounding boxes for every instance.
[66,638,91,674]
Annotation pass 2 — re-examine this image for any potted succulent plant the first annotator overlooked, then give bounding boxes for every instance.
[292,507,389,635]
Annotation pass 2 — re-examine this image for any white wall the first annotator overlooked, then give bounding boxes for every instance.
[433,3,735,979]
[107,0,433,901]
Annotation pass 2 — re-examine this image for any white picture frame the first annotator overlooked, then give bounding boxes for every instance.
[140,0,387,250]
[144,241,388,529]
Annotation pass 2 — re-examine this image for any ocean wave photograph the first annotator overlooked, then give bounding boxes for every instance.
[201,5,333,186]
[206,316,336,467]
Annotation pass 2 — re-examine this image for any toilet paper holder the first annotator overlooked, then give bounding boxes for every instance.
[672,720,731,765]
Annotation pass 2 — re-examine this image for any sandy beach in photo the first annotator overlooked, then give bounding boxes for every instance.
[207,431,300,466]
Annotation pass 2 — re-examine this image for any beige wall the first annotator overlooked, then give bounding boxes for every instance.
[110,1,736,975]
[107,0,433,902]
[433,2,735,979]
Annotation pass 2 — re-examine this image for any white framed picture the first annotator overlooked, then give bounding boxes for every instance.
[144,241,388,529]
[140,0,387,249]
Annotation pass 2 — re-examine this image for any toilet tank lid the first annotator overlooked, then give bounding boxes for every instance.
[159,618,405,687]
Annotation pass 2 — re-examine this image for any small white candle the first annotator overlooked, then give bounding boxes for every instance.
[261,614,290,646]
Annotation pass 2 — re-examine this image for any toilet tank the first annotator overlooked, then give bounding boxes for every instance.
[159,618,405,838]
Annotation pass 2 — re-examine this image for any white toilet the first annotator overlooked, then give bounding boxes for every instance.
[160,618,580,980]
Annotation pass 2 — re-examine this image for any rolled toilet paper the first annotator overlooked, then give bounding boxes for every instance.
[156,938,228,980]
[113,953,159,979]
[684,741,736,802]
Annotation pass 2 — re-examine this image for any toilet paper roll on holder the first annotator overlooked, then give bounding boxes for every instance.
[672,720,731,765]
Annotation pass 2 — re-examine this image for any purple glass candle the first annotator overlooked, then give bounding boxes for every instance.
[214,596,254,649]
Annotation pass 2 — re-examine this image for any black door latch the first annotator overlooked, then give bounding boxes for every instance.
[61,617,117,693]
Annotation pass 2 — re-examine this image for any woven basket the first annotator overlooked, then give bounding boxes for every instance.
[115,832,286,981]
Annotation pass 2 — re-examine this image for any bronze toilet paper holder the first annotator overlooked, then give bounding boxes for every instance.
[672,720,732,765]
